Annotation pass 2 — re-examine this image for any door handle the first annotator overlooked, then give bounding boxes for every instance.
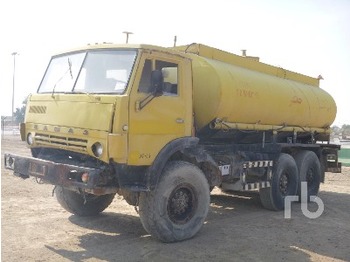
[176,118,184,124]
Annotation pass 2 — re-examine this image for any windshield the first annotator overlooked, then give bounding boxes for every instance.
[38,50,137,94]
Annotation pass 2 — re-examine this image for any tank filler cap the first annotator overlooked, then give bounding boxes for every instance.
[241,49,260,62]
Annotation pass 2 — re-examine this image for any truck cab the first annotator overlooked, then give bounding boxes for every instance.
[26,44,193,166]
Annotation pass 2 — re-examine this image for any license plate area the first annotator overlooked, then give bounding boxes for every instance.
[29,162,48,178]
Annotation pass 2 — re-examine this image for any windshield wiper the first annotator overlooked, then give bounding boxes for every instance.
[52,58,73,97]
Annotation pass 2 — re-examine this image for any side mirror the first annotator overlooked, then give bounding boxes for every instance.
[136,70,164,111]
[151,70,164,96]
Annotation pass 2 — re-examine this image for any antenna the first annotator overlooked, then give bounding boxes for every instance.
[122,31,133,44]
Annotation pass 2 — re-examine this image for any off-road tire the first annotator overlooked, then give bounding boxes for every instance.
[31,148,41,158]
[259,153,298,210]
[294,150,321,200]
[139,161,210,242]
[55,186,115,216]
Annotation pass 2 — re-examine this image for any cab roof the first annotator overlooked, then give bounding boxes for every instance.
[53,43,179,56]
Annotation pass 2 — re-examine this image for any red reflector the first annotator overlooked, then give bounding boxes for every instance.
[81,173,89,183]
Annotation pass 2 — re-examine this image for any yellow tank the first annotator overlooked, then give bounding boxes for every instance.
[177,44,336,133]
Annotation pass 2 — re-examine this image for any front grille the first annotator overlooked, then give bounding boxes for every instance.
[35,133,88,151]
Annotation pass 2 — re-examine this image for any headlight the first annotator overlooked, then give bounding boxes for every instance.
[92,142,103,157]
[27,133,34,145]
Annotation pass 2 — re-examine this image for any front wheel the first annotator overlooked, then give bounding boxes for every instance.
[139,161,210,242]
[55,186,115,216]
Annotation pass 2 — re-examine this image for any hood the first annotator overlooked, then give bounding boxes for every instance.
[26,94,116,132]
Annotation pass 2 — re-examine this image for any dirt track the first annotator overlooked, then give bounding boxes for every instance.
[2,135,350,261]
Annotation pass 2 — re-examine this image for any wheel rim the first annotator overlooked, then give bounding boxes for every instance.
[167,183,198,225]
[279,173,289,196]
[306,167,315,186]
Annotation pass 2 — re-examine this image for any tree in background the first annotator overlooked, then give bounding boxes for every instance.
[331,125,340,134]
[342,124,350,140]
[13,98,27,124]
[332,125,350,140]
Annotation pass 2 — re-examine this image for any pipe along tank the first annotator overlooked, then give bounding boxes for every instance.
[175,44,336,136]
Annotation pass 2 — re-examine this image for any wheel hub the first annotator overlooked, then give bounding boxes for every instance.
[279,173,289,195]
[306,168,314,185]
[168,184,197,225]
[171,189,190,214]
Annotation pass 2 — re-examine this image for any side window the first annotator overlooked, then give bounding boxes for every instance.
[156,60,178,95]
[138,59,178,95]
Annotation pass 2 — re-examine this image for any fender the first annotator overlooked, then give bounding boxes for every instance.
[145,137,222,190]
[181,146,222,187]
[145,137,199,189]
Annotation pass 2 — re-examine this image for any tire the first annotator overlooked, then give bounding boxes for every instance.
[259,153,298,211]
[294,151,321,200]
[139,161,210,242]
[55,186,115,216]
[31,148,41,158]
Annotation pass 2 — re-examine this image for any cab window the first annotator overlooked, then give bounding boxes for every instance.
[138,59,178,96]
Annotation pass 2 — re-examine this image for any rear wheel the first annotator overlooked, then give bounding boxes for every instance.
[294,151,321,200]
[259,153,298,210]
[55,186,115,216]
[139,161,210,242]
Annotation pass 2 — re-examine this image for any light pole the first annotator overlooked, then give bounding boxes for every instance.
[11,52,18,125]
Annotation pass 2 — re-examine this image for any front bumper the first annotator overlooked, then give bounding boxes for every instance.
[4,153,118,195]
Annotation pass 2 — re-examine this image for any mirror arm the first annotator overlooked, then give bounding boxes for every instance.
[136,93,156,111]
[136,70,164,111]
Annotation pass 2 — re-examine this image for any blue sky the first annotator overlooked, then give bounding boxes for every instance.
[1,0,349,126]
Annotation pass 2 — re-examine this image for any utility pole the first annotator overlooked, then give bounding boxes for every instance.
[11,52,18,126]
[122,31,133,44]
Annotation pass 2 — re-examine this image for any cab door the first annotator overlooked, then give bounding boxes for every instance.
[128,50,193,166]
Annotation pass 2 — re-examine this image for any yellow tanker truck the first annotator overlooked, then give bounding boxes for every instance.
[4,43,341,242]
